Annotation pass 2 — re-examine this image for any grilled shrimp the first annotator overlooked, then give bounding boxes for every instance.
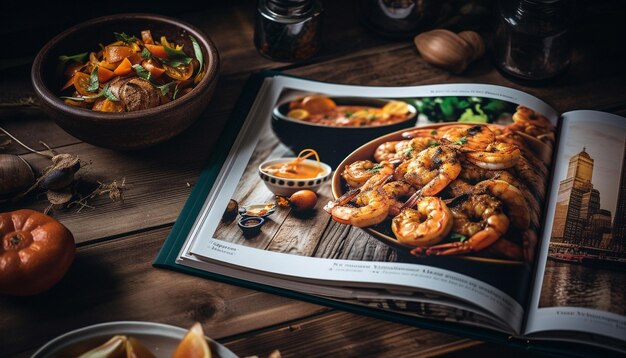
[325,186,390,227]
[402,145,462,196]
[382,180,417,216]
[442,124,496,151]
[392,196,452,247]
[465,141,521,170]
[415,194,510,256]
[342,160,393,188]
[473,179,530,229]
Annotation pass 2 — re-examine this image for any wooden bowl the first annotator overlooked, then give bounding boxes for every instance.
[271,97,417,168]
[31,13,219,150]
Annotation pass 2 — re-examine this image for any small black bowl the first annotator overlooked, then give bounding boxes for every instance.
[271,97,417,168]
[238,217,265,238]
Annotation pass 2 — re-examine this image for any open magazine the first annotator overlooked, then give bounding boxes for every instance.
[155,72,626,355]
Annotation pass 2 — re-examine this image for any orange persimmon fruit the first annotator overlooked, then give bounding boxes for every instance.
[0,209,75,296]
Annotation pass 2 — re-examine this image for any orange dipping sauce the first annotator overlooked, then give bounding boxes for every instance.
[261,160,326,179]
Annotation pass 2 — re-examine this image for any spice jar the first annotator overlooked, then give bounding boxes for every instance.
[493,0,574,82]
[254,0,323,62]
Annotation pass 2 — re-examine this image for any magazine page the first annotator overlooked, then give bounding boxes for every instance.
[524,110,626,348]
[182,75,558,332]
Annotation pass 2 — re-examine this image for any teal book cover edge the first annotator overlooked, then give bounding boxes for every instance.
[152,70,611,357]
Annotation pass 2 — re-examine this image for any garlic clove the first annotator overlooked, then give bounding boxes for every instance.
[414,29,484,74]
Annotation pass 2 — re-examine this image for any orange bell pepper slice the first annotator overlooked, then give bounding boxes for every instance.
[97,66,115,83]
[113,57,133,76]
[144,44,168,59]
[127,53,143,65]
[104,45,136,63]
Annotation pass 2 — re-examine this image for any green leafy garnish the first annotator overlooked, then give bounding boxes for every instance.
[58,52,89,64]
[162,57,193,68]
[450,233,467,242]
[87,65,99,92]
[156,82,176,96]
[172,84,180,100]
[101,85,118,101]
[141,47,152,60]
[453,137,468,145]
[428,140,439,147]
[161,46,193,67]
[368,164,384,174]
[132,64,152,81]
[60,83,118,102]
[458,104,488,123]
[430,130,438,136]
[189,35,203,78]
[345,111,353,118]
[114,32,138,44]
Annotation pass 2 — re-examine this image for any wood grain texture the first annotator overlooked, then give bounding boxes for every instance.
[222,310,480,358]
[0,227,328,358]
[1,1,625,357]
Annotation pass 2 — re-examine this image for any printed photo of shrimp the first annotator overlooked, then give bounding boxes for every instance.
[326,113,555,265]
[212,88,556,302]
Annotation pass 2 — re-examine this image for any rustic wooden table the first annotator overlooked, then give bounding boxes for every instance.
[1,1,625,357]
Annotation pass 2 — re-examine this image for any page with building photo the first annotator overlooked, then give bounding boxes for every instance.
[524,110,626,349]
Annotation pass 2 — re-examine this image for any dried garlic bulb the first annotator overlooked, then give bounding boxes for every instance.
[414,29,485,73]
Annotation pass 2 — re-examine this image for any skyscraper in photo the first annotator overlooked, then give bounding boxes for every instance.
[611,141,626,250]
[551,148,595,242]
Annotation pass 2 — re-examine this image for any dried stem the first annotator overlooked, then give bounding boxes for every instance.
[0,126,54,158]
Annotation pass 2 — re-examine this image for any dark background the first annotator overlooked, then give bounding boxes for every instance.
[2,0,625,65]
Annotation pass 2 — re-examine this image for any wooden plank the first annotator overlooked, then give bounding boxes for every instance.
[222,310,480,358]
[0,226,328,358]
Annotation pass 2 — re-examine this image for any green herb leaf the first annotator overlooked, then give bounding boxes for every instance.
[141,47,152,60]
[430,130,437,136]
[345,111,353,118]
[156,82,176,96]
[101,84,118,101]
[162,57,193,68]
[428,140,439,148]
[450,233,467,242]
[163,46,187,57]
[458,104,488,123]
[453,137,468,145]
[368,164,384,174]
[114,32,137,44]
[172,84,180,100]
[87,65,100,92]
[189,35,203,77]
[132,64,152,81]
[58,52,89,64]
[60,83,116,102]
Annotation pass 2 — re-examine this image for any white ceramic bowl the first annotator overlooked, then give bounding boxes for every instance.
[258,158,332,196]
[32,321,238,358]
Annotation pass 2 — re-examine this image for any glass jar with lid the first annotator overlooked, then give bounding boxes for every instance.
[493,0,574,81]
